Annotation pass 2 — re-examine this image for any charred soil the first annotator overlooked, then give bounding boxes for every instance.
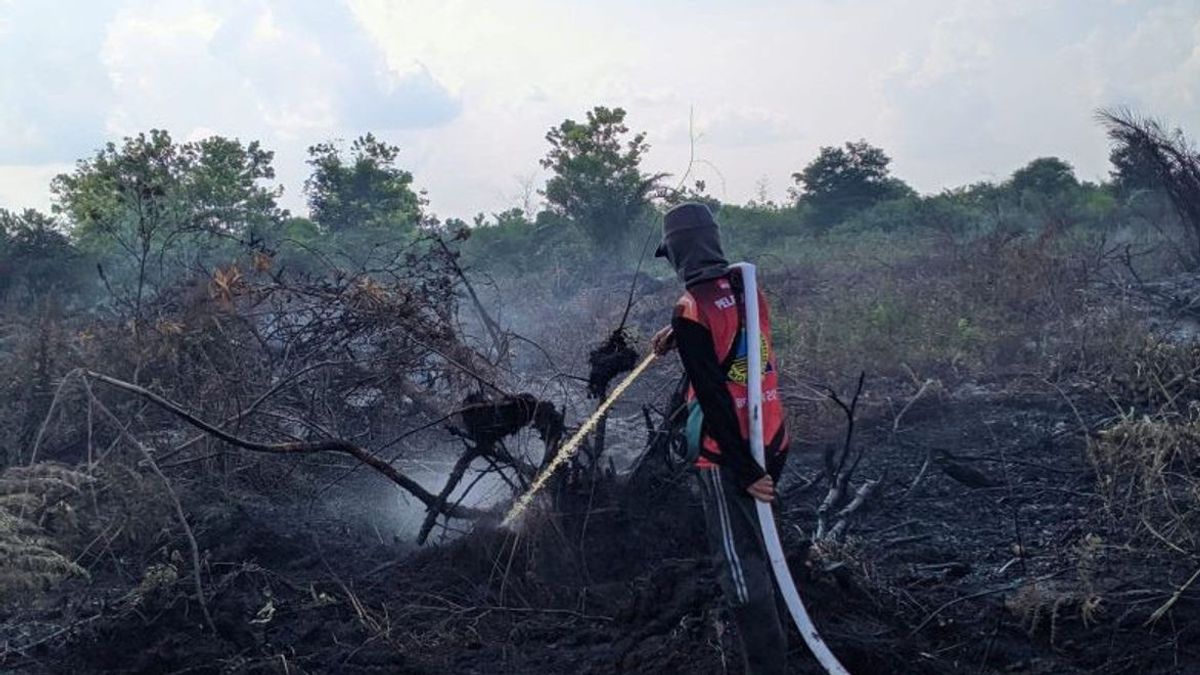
[6,373,1196,674]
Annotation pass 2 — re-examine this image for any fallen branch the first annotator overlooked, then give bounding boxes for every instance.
[1145,565,1200,626]
[27,370,82,465]
[2,613,105,660]
[814,478,843,540]
[82,370,486,520]
[435,234,507,360]
[417,448,481,545]
[80,377,217,634]
[826,476,883,540]
[154,358,355,464]
[893,378,936,432]
[897,449,932,503]
[908,582,1022,637]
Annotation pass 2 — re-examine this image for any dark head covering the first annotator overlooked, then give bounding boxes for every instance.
[655,202,729,286]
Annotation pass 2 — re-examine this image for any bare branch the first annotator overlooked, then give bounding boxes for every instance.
[82,369,486,520]
[79,377,217,633]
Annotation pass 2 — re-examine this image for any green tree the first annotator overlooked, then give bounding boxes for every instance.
[55,130,280,245]
[540,106,663,250]
[52,130,281,323]
[1009,157,1079,196]
[0,209,84,301]
[304,134,423,233]
[663,179,722,214]
[1005,158,1118,234]
[458,209,536,273]
[1109,143,1164,197]
[790,140,914,229]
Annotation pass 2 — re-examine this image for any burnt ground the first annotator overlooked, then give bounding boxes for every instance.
[3,374,1199,674]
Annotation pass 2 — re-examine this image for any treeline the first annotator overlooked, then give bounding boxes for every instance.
[0,105,1191,310]
[462,108,1192,275]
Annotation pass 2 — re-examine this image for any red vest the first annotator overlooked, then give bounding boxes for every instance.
[675,272,789,468]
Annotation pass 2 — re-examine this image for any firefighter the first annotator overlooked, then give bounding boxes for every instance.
[650,202,790,675]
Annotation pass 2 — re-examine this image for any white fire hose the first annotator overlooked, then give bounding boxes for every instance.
[502,262,849,673]
[733,262,850,675]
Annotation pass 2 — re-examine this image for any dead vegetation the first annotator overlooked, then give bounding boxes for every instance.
[1100,108,1200,267]
[7,203,1200,673]
[0,463,91,599]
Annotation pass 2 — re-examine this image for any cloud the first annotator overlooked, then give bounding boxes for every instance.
[659,107,804,148]
[1090,2,1200,121]
[0,0,464,215]
[0,164,72,212]
[0,0,460,166]
[0,1,120,163]
[209,1,461,133]
[340,63,462,130]
[101,0,461,140]
[4,0,1200,220]
[878,0,1200,189]
[66,0,463,215]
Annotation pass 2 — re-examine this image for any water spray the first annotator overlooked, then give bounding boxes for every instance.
[501,352,657,528]
[733,262,849,675]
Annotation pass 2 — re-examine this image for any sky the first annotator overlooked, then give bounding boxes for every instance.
[1,0,1198,221]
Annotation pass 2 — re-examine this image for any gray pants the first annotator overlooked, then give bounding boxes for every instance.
[696,467,788,675]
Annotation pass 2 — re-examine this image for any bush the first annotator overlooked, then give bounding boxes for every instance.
[716,203,809,259]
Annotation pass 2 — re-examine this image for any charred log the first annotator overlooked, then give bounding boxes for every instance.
[458,392,564,449]
[587,329,639,399]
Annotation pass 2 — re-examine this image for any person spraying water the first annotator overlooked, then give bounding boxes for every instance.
[503,203,847,674]
[649,203,848,675]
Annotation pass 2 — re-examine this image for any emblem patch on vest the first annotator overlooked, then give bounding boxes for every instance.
[726,329,772,384]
